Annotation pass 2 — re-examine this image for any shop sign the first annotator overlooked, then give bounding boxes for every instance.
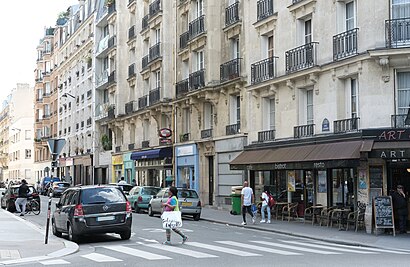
[112,155,123,165]
[322,118,330,132]
[66,158,73,166]
[369,149,410,159]
[287,171,296,192]
[177,145,195,156]
[159,128,172,138]
[363,129,410,141]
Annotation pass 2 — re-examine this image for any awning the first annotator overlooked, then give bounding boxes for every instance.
[131,147,173,160]
[230,140,364,170]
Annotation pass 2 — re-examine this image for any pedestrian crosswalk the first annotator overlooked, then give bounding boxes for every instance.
[37,239,410,265]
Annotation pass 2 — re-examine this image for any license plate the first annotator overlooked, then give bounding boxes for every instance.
[181,202,192,207]
[97,216,115,222]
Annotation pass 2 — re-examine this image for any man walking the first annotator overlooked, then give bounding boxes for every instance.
[15,179,30,216]
[241,181,255,225]
[392,185,408,234]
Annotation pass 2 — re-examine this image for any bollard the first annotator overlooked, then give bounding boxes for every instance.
[45,194,52,244]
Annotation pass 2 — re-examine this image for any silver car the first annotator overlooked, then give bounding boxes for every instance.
[148,188,202,221]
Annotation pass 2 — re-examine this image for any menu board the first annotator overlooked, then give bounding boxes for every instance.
[373,196,395,236]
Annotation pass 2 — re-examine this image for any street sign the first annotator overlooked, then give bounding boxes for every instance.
[47,139,66,160]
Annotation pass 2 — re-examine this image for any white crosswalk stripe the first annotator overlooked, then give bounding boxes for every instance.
[145,243,218,258]
[251,241,341,255]
[279,240,377,254]
[103,245,171,260]
[81,252,123,262]
[216,241,302,256]
[313,241,410,255]
[188,242,261,256]
[39,259,70,265]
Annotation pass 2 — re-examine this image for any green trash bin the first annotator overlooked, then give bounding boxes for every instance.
[230,193,242,215]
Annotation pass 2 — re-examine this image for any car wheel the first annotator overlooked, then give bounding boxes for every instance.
[67,223,79,243]
[52,219,62,238]
[193,213,201,221]
[120,230,131,240]
[134,203,140,214]
[148,206,154,217]
[6,201,15,213]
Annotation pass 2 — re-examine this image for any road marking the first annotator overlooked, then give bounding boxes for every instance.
[216,241,302,256]
[145,244,218,258]
[280,240,377,254]
[251,241,340,255]
[103,245,171,260]
[188,242,260,256]
[313,241,410,255]
[0,250,20,259]
[82,253,122,262]
[40,259,70,265]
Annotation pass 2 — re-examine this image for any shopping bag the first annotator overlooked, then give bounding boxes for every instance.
[251,204,257,216]
[161,211,183,229]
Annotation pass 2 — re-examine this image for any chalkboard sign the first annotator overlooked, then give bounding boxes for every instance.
[373,196,395,236]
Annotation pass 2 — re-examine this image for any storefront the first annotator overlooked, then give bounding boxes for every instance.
[123,152,135,184]
[73,155,92,185]
[112,154,123,183]
[58,157,73,185]
[175,144,199,191]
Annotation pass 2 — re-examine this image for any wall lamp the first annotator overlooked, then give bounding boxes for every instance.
[61,93,75,99]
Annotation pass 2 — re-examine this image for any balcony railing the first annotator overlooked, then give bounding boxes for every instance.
[108,35,116,49]
[386,17,410,48]
[149,0,161,17]
[142,55,149,69]
[201,129,213,139]
[258,129,275,142]
[333,28,358,61]
[128,63,136,78]
[142,15,149,31]
[176,78,189,97]
[294,124,314,138]
[142,140,150,148]
[128,143,135,150]
[108,70,116,85]
[391,114,410,128]
[225,1,240,26]
[257,0,274,22]
[138,95,148,109]
[149,42,161,62]
[180,133,190,142]
[128,25,136,40]
[220,58,242,82]
[189,69,205,91]
[189,15,205,40]
[125,100,138,114]
[334,117,360,133]
[226,123,240,135]
[180,31,189,50]
[251,57,277,85]
[285,42,318,74]
[149,87,160,105]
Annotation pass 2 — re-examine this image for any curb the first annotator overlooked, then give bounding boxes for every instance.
[0,209,79,265]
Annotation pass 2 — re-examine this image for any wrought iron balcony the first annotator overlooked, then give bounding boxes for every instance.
[108,35,116,49]
[385,18,410,48]
[257,0,274,22]
[87,117,92,127]
[391,114,410,128]
[149,42,161,62]
[142,15,149,31]
[225,1,239,26]
[125,100,138,114]
[220,58,242,82]
[334,117,359,133]
[128,143,135,150]
[142,55,149,69]
[201,129,213,139]
[226,123,240,135]
[128,64,136,78]
[189,69,205,91]
[251,57,277,85]
[176,79,189,97]
[258,129,275,142]
[128,25,136,40]
[294,124,314,138]
[189,15,205,40]
[180,133,190,142]
[108,70,116,85]
[149,87,160,105]
[149,0,161,17]
[138,95,148,109]
[142,140,150,148]
[107,104,115,119]
[333,28,358,61]
[285,42,318,74]
[180,31,189,50]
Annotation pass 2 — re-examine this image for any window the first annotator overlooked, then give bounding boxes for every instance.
[392,0,410,19]
[196,0,204,18]
[103,25,109,37]
[345,1,355,30]
[397,72,410,115]
[183,108,190,133]
[268,35,274,58]
[305,19,312,44]
[203,102,214,129]
[307,90,313,125]
[350,78,358,118]
[25,130,31,140]
[195,51,204,71]
[25,149,31,159]
[25,169,30,179]
[155,28,160,43]
[269,98,275,130]
[232,38,239,59]
[143,119,150,141]
[154,71,161,89]
[230,95,241,125]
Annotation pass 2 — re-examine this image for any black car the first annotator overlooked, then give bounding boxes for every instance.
[48,182,70,197]
[52,185,132,242]
[1,185,40,212]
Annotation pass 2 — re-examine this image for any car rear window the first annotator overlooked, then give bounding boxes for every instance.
[178,190,199,199]
[81,187,126,204]
[142,187,160,195]
[120,185,133,192]
[57,183,70,188]
[12,186,36,195]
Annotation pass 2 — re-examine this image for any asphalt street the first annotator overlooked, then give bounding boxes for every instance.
[14,196,410,267]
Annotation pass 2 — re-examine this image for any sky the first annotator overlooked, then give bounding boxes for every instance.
[0,0,78,102]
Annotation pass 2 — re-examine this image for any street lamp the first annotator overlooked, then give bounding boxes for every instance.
[61,93,75,99]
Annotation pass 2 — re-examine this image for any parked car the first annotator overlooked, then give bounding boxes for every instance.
[128,186,161,213]
[51,185,132,242]
[1,185,40,212]
[109,183,134,195]
[148,188,202,221]
[40,177,61,195]
[48,182,71,197]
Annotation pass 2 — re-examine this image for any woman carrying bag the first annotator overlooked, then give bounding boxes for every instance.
[161,186,188,245]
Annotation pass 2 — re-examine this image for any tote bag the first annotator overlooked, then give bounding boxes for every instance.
[161,211,183,229]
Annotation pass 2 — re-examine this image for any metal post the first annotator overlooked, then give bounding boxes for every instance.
[45,194,52,244]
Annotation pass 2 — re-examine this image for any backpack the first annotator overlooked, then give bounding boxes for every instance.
[267,192,276,207]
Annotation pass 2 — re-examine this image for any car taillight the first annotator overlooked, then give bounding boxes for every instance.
[74,204,84,216]
[137,196,143,202]
[197,200,201,207]
[126,201,132,213]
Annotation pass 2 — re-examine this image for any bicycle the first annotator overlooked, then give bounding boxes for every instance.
[25,197,41,215]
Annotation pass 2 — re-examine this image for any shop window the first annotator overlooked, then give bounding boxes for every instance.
[369,166,383,199]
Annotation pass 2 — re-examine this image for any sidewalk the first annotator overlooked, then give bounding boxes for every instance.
[0,209,78,265]
[201,206,410,252]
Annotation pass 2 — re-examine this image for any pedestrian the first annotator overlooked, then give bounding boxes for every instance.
[118,177,127,184]
[260,186,271,224]
[241,181,255,225]
[392,185,408,234]
[161,186,188,245]
[15,179,30,216]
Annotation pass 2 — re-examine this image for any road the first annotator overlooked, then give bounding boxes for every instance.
[16,196,410,267]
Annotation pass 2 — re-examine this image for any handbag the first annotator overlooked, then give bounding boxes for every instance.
[251,204,257,215]
[161,211,183,229]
